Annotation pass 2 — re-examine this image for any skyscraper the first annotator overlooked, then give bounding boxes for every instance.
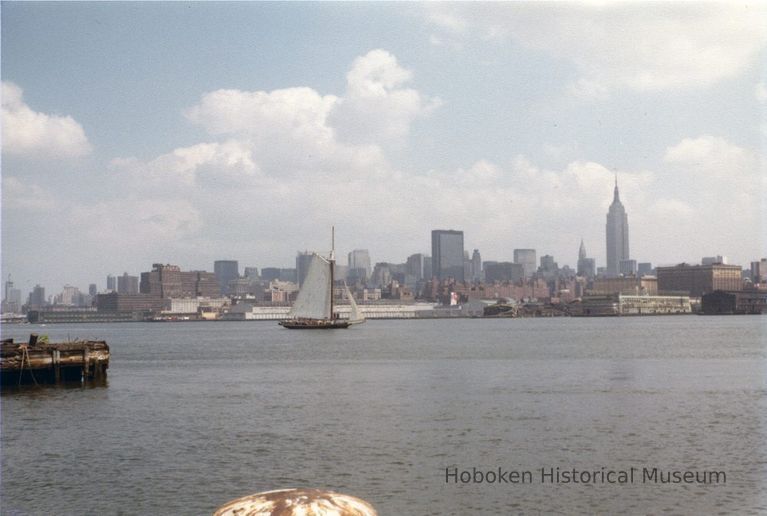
[348,249,372,283]
[431,230,464,282]
[605,176,630,274]
[577,239,596,278]
[214,260,239,295]
[513,249,537,278]
[471,249,482,282]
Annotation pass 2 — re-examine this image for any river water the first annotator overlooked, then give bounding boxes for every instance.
[2,317,766,515]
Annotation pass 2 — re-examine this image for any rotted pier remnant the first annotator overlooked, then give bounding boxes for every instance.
[214,488,377,516]
[1,334,110,386]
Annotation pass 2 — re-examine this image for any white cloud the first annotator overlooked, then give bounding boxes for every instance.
[1,81,92,158]
[329,49,442,145]
[756,82,767,103]
[424,4,767,96]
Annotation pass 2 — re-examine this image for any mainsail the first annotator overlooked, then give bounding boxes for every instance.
[288,254,331,320]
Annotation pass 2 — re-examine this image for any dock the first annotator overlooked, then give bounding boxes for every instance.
[1,334,110,386]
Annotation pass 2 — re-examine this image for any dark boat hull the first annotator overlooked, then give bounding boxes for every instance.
[278,319,351,329]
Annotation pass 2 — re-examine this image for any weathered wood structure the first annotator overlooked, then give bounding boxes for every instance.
[1,334,109,386]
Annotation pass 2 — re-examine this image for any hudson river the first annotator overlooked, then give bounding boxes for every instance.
[2,317,766,514]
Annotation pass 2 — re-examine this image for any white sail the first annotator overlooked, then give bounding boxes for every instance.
[289,254,331,320]
[346,284,365,324]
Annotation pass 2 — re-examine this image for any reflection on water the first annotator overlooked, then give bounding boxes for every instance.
[2,317,766,514]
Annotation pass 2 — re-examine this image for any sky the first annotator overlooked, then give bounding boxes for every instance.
[2,2,766,297]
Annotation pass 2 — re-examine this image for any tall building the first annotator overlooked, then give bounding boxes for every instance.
[513,249,536,278]
[619,259,637,276]
[471,249,482,282]
[751,259,767,283]
[214,260,239,295]
[243,267,259,279]
[296,251,313,287]
[484,262,524,283]
[2,276,22,313]
[28,284,46,308]
[88,284,98,296]
[140,264,183,298]
[577,239,596,278]
[348,250,372,283]
[605,176,630,274]
[117,272,139,294]
[406,253,426,283]
[261,268,280,282]
[637,262,653,277]
[106,275,116,292]
[431,230,465,282]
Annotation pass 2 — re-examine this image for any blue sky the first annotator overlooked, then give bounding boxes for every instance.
[2,2,766,295]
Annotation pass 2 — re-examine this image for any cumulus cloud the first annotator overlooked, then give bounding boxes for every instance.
[424,3,767,96]
[1,81,92,158]
[329,49,442,144]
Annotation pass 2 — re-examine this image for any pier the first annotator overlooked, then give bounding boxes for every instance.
[1,334,110,386]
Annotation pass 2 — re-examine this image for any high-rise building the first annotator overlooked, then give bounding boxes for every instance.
[348,250,372,283]
[751,259,767,283]
[106,275,116,292]
[605,176,630,274]
[484,262,524,283]
[88,283,98,296]
[28,284,46,308]
[619,259,637,276]
[431,230,465,282]
[2,276,22,313]
[141,264,183,298]
[117,272,139,294]
[244,267,259,279]
[214,260,239,295]
[577,239,596,278]
[423,256,432,281]
[471,249,482,282]
[406,253,426,283]
[637,262,653,277]
[513,249,537,278]
[261,268,281,282]
[296,251,313,287]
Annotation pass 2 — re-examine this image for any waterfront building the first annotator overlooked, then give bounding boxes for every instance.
[576,294,692,316]
[605,176,630,274]
[619,259,637,276]
[701,290,766,315]
[141,264,183,298]
[656,263,742,297]
[117,272,139,294]
[106,275,116,292]
[590,276,657,296]
[513,249,537,279]
[214,260,239,295]
[96,292,165,312]
[431,230,465,282]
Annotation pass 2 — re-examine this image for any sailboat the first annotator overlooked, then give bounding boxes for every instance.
[279,228,366,329]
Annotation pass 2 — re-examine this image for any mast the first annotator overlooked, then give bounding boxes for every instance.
[329,226,335,320]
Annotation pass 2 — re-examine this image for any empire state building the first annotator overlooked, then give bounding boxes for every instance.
[605,176,629,274]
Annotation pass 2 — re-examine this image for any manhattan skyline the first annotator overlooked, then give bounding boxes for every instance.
[2,2,766,291]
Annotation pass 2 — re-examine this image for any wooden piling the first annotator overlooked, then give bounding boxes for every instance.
[1,336,110,386]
